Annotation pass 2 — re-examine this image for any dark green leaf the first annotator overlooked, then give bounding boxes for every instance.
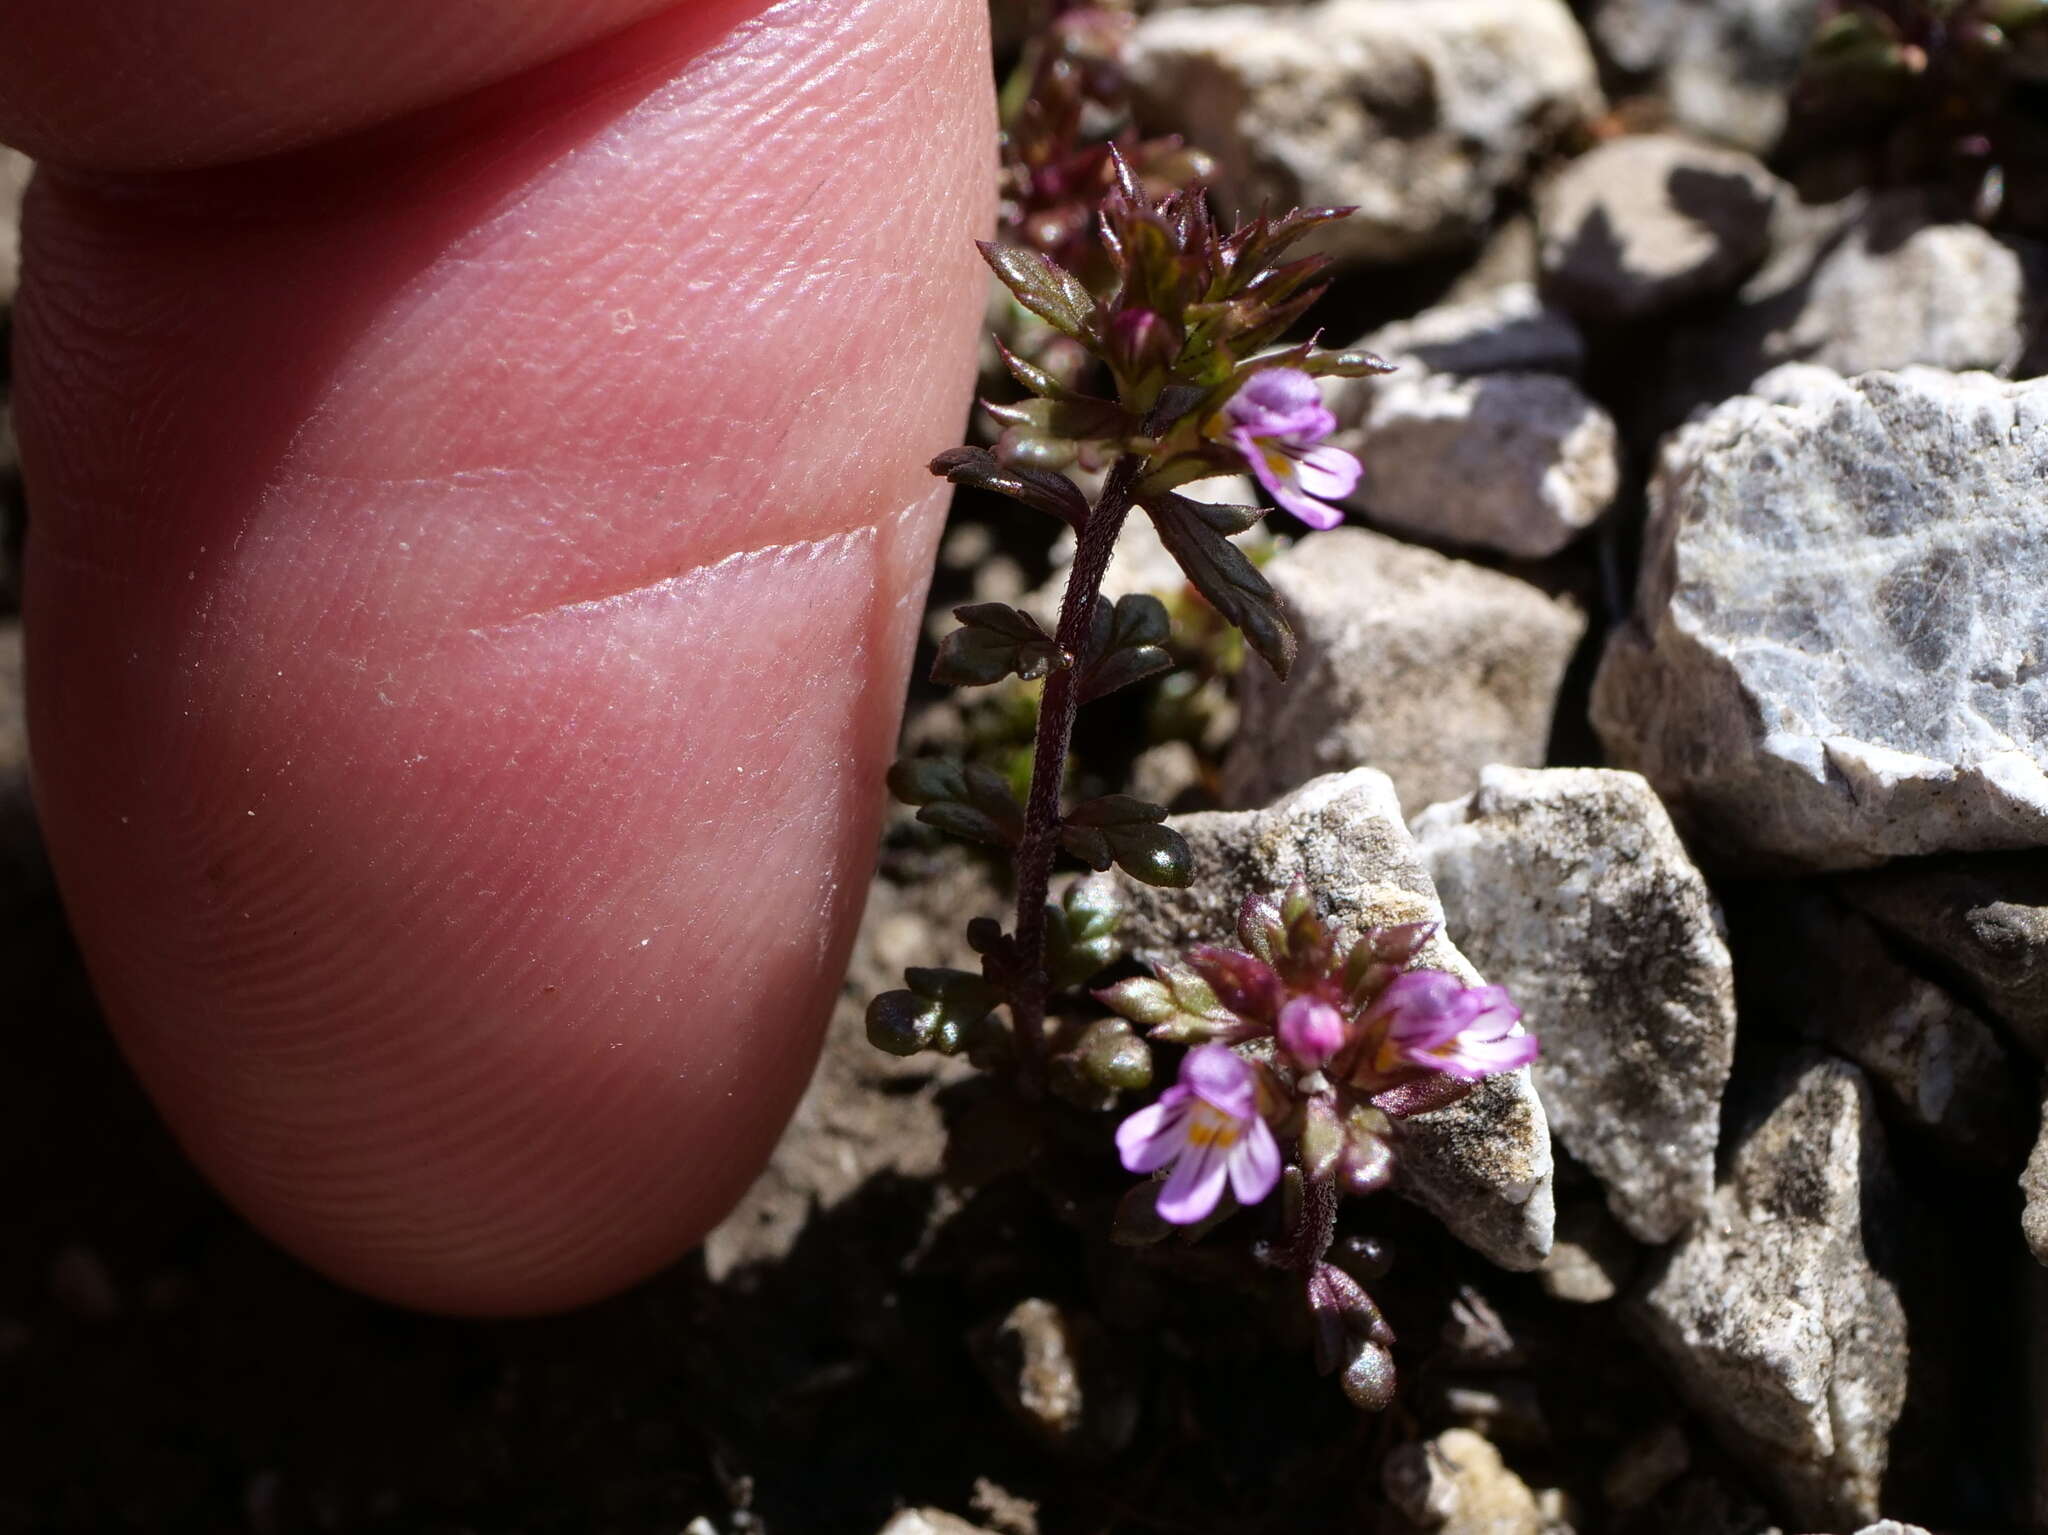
[1044,876,1124,988]
[928,445,1089,529]
[890,756,1024,847]
[866,966,1002,1057]
[931,603,1066,688]
[1078,593,1175,703]
[887,756,965,806]
[1108,822,1193,888]
[1147,495,1297,679]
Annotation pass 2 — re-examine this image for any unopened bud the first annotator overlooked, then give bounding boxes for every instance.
[1076,1017,1153,1092]
[1279,995,1348,1071]
[1298,1095,1345,1183]
[1341,1338,1397,1411]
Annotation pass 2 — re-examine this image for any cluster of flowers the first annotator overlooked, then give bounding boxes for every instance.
[1102,882,1536,1226]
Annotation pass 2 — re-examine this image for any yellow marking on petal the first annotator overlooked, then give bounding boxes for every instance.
[1183,1105,1242,1150]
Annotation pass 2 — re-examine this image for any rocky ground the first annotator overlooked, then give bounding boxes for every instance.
[6,0,2048,1530]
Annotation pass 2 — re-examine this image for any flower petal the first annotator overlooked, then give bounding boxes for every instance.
[1116,1098,1189,1173]
[1454,1030,1540,1075]
[1374,970,1468,1048]
[1227,1115,1283,1207]
[1267,477,1346,531]
[1156,1138,1231,1224]
[1180,1043,1256,1117]
[1291,442,1361,501]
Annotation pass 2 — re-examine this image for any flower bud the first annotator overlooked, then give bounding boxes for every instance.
[1106,307,1178,385]
[1279,995,1347,1070]
[1338,1105,1396,1196]
[1297,1094,1345,1183]
[1341,1339,1397,1412]
[1076,1016,1154,1092]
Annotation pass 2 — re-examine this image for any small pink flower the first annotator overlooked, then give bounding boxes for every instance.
[1361,971,1537,1082]
[1278,994,1347,1070]
[1116,1044,1282,1224]
[1218,368,1361,530]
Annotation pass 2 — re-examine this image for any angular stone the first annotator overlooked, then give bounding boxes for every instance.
[1632,1056,1908,1530]
[1224,528,1585,816]
[1593,365,2048,871]
[1413,766,1734,1242]
[1735,886,2031,1171]
[1591,0,1820,153]
[1115,769,1554,1270]
[1662,190,2046,424]
[1382,1428,1557,1535]
[1538,132,1779,322]
[1835,853,2048,1062]
[1126,0,1602,266]
[2026,1088,2048,1266]
[969,1298,1137,1460]
[1358,283,1584,379]
[1332,369,1621,559]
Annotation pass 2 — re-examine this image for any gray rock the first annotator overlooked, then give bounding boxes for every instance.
[1358,283,1584,379]
[1842,1525,1932,1535]
[1115,769,1554,1270]
[1223,528,1585,815]
[2026,1087,2048,1265]
[1591,0,1819,153]
[1737,887,2031,1171]
[1382,1427,1567,1535]
[1632,1056,1908,1530]
[1538,1194,1639,1304]
[1538,133,1779,322]
[1835,853,2048,1062]
[1126,0,1602,266]
[1332,369,1621,558]
[1592,366,2048,871]
[1413,766,1734,1242]
[1663,190,2045,424]
[970,1298,1137,1460]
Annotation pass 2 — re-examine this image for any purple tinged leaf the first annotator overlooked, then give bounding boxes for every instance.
[1184,944,1284,1023]
[978,240,1097,339]
[1372,1073,1478,1119]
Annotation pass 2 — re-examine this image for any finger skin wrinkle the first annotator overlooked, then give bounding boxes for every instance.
[18,0,993,1312]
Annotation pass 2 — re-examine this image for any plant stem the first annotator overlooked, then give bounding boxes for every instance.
[1009,451,1145,1086]
[1292,1165,1340,1273]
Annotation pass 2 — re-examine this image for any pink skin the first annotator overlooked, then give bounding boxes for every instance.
[13,0,993,1314]
[1219,368,1360,530]
[1116,1045,1282,1224]
[1364,972,1537,1081]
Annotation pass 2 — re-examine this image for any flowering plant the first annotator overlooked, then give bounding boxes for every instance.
[1099,881,1536,1405]
[866,89,1536,1409]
